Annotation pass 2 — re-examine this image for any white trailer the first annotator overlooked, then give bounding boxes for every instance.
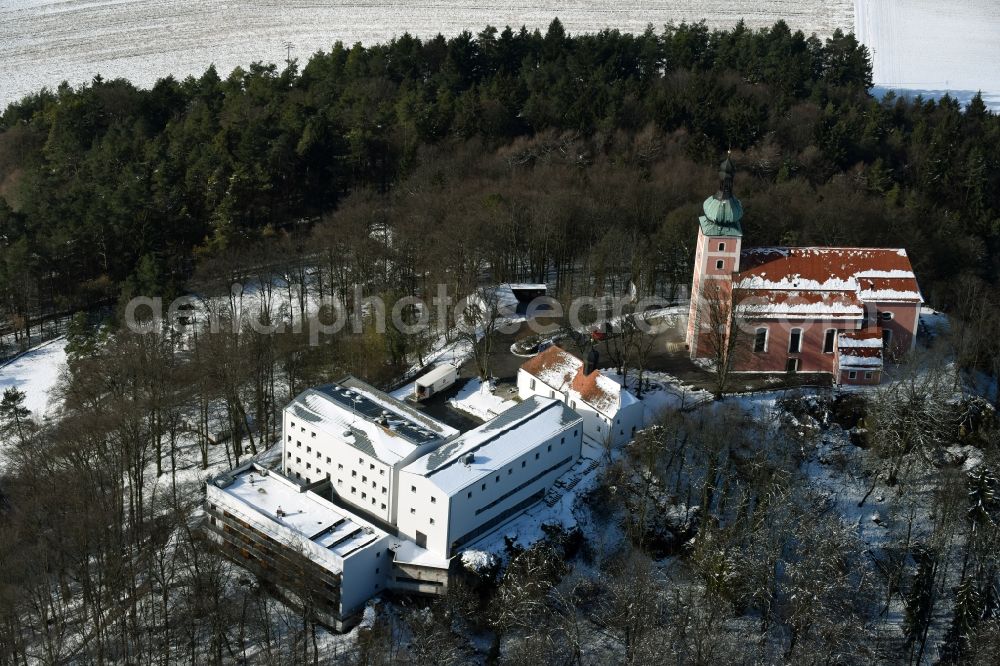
[414,365,458,401]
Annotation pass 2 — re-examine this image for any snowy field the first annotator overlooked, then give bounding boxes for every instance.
[855,0,1000,109]
[0,336,65,419]
[0,0,855,108]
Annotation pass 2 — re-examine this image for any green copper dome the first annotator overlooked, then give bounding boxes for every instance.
[698,155,743,237]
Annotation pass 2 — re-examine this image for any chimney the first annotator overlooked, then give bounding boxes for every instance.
[585,348,599,375]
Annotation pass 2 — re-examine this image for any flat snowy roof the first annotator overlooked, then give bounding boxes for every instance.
[403,396,581,495]
[212,464,389,564]
[286,376,458,465]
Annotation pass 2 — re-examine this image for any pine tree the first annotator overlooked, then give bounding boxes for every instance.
[0,386,31,445]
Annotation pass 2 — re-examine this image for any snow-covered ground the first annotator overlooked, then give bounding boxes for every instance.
[0,336,66,419]
[447,377,517,420]
[856,0,1000,109]
[0,1,854,108]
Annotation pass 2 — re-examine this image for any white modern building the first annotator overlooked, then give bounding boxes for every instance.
[205,463,394,630]
[208,376,586,629]
[281,376,459,526]
[517,346,644,447]
[396,396,582,557]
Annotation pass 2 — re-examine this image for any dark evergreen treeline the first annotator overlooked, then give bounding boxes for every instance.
[0,18,998,336]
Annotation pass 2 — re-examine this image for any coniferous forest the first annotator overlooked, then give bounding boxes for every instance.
[2,19,1000,665]
[1,20,998,323]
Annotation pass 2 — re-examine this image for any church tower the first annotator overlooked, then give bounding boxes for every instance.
[685,156,744,358]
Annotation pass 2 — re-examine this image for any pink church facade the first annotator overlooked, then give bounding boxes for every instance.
[686,158,923,386]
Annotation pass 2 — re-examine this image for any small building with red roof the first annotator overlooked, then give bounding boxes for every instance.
[685,157,922,385]
[517,345,643,446]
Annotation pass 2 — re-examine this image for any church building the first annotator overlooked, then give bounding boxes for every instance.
[685,157,923,385]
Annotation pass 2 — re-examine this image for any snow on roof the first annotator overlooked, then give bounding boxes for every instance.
[286,377,458,465]
[390,538,450,569]
[840,355,884,369]
[507,283,547,291]
[403,396,581,495]
[210,464,389,568]
[838,329,883,349]
[737,289,865,319]
[736,247,923,307]
[838,329,884,369]
[520,345,634,416]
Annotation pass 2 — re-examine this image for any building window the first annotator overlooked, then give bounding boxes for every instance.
[370,464,375,470]
[410,507,416,514]
[495,475,500,483]
[296,457,301,463]
[430,496,436,504]
[411,485,416,492]
[287,435,291,442]
[481,483,486,491]
[550,390,555,398]
[326,456,331,464]
[716,259,724,270]
[296,441,301,448]
[362,476,367,483]
[882,329,893,347]
[351,487,356,494]
[508,469,512,475]
[337,479,342,486]
[547,445,552,452]
[306,446,310,453]
[848,371,857,380]
[352,470,357,477]
[338,463,343,470]
[358,458,363,464]
[754,327,768,353]
[316,452,320,459]
[305,477,310,483]
[789,328,802,353]
[311,432,316,438]
[880,311,894,321]
[430,518,435,525]
[295,472,301,479]
[535,452,540,460]
[468,491,472,498]
[824,329,836,354]
[287,451,291,458]
[718,242,726,251]
[865,371,873,380]
[381,503,386,510]
[529,378,536,390]
[382,487,387,494]
[306,463,311,469]
[301,427,305,433]
[379,469,385,476]
[521,461,526,468]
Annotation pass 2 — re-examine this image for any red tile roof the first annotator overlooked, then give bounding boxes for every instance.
[735,247,922,315]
